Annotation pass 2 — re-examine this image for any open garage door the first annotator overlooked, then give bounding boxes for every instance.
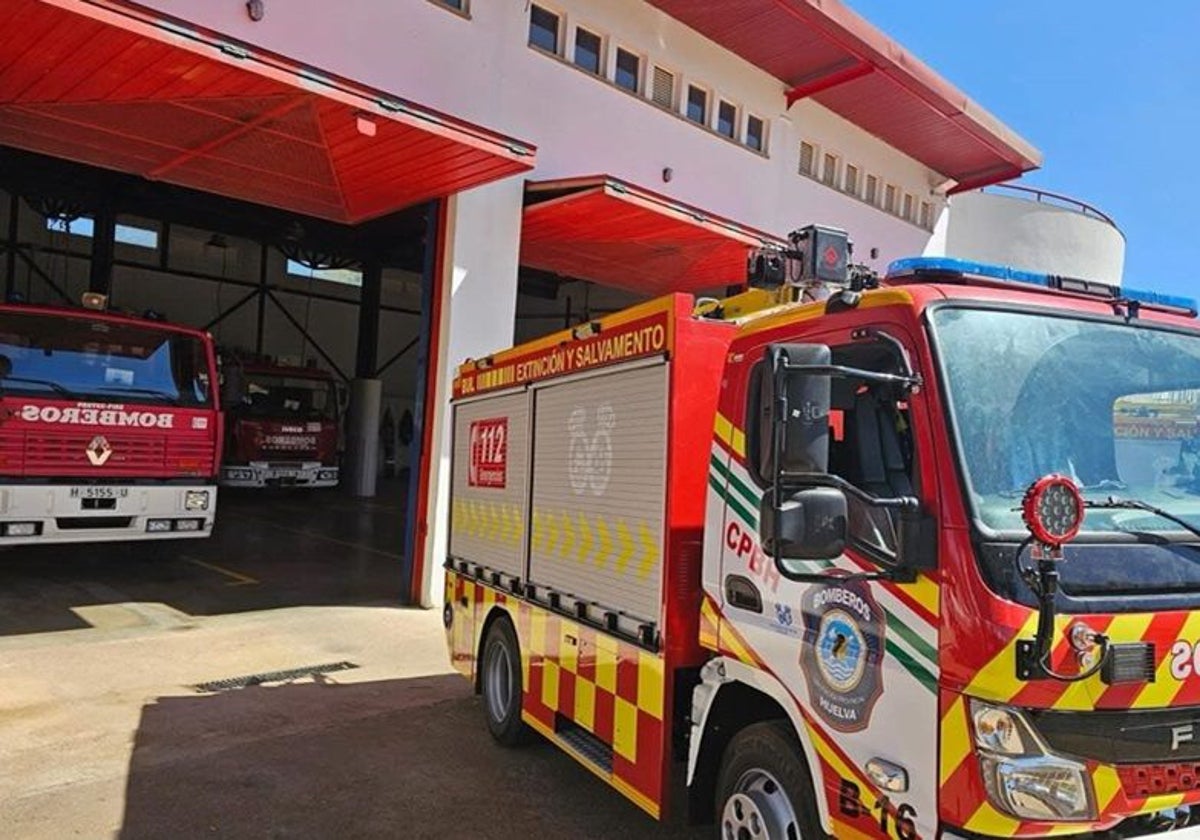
[0,0,536,603]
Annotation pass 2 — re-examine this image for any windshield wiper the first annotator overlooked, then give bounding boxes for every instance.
[94,386,178,401]
[1084,495,1200,542]
[0,375,78,399]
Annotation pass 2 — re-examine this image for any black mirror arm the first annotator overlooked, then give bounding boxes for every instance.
[777,471,920,512]
[779,361,921,393]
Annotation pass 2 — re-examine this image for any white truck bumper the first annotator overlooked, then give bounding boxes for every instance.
[0,483,216,545]
[220,462,338,489]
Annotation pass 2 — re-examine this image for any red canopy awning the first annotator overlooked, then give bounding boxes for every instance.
[0,0,535,223]
[521,176,784,294]
[645,0,1040,190]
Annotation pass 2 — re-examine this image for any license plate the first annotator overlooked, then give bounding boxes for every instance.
[69,486,130,499]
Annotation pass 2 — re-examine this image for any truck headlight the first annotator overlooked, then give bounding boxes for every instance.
[185,490,210,511]
[971,700,1095,822]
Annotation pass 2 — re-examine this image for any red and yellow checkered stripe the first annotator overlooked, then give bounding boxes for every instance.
[446,569,668,818]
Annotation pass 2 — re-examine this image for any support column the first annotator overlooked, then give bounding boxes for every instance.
[5,193,17,301]
[416,177,524,608]
[346,257,384,498]
[88,206,116,295]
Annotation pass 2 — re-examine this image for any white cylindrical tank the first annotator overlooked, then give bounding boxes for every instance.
[924,186,1125,286]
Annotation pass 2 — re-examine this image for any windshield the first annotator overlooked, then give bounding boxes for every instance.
[0,311,212,406]
[236,373,336,421]
[931,307,1200,536]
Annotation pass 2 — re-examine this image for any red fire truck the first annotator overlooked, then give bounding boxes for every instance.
[0,299,221,543]
[219,354,340,489]
[445,227,1200,838]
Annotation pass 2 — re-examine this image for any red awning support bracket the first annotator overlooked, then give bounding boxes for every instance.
[785,59,873,108]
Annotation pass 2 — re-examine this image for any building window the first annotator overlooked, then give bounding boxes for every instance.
[865,174,879,206]
[615,48,640,92]
[844,164,860,196]
[574,27,602,74]
[287,260,363,288]
[799,141,816,177]
[821,152,839,187]
[884,184,898,214]
[902,193,916,222]
[920,201,933,230]
[746,115,765,152]
[717,100,737,138]
[529,5,560,54]
[651,65,676,109]
[431,0,467,12]
[686,85,708,124]
[46,216,159,250]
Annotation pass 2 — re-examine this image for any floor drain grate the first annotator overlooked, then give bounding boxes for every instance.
[194,661,359,693]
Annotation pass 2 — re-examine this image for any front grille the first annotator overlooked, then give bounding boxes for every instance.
[1032,706,1200,764]
[1118,763,1200,798]
[56,516,133,529]
[26,432,165,472]
[261,448,318,461]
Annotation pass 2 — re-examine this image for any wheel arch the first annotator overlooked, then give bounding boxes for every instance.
[474,603,518,694]
[688,658,831,832]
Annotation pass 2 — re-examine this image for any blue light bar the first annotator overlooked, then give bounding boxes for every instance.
[885,256,1197,315]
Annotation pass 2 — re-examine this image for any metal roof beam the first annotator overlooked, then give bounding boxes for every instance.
[785,59,873,107]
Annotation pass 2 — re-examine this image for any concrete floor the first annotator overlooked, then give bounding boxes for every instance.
[0,487,705,839]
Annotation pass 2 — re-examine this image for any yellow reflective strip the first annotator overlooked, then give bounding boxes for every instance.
[964,801,1021,837]
[574,677,596,732]
[719,619,758,667]
[596,633,618,693]
[530,609,548,657]
[939,697,972,788]
[541,660,560,711]
[613,697,638,762]
[900,572,940,619]
[714,413,735,449]
[637,650,665,720]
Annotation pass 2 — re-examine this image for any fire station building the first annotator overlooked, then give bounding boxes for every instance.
[0,0,1126,606]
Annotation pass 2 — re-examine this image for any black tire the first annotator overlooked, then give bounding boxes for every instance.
[480,617,531,746]
[714,721,822,840]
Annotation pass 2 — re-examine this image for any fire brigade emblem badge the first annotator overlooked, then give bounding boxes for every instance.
[86,435,113,467]
[800,578,885,733]
[567,404,615,496]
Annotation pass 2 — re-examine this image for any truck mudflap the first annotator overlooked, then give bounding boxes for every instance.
[0,483,216,544]
[444,566,670,819]
[221,462,338,488]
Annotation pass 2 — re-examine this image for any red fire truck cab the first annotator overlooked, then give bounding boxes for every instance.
[219,356,340,489]
[0,301,222,544]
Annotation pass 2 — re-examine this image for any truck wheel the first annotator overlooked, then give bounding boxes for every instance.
[480,617,530,746]
[715,721,821,840]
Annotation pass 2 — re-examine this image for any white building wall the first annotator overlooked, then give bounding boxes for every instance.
[923,191,1126,286]
[129,0,979,605]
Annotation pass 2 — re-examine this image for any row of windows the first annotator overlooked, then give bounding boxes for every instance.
[799,141,935,230]
[529,5,767,154]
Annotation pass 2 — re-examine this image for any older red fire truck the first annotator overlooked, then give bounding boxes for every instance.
[0,299,221,543]
[219,354,340,489]
[444,227,1200,838]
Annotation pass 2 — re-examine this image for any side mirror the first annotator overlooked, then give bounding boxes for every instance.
[758,344,831,478]
[760,486,847,561]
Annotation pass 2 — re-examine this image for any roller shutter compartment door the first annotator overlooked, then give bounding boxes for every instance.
[450,392,531,579]
[529,363,668,631]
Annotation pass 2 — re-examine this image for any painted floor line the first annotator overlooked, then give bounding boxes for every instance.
[183,555,260,586]
[221,511,402,560]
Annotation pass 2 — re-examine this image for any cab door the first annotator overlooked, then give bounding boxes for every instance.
[712,308,941,840]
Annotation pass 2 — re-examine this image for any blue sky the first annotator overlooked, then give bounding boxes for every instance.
[850,0,1199,298]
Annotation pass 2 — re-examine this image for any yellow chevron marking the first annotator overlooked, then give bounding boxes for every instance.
[560,511,576,561]
[595,516,613,568]
[1051,612,1156,711]
[939,697,972,788]
[615,520,635,574]
[900,571,940,618]
[577,512,594,564]
[490,504,502,542]
[1136,610,1200,708]
[636,521,659,579]
[545,508,560,557]
[964,801,1021,837]
[964,613,1039,703]
[530,508,543,553]
[511,505,524,547]
[465,500,477,537]
[1092,764,1123,815]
